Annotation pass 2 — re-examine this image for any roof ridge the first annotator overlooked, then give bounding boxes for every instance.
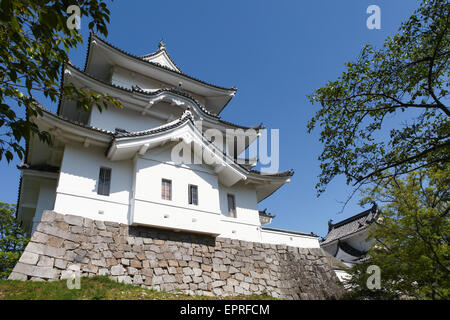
[330,205,377,229]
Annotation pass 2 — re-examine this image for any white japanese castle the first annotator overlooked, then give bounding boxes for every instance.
[17,34,319,248]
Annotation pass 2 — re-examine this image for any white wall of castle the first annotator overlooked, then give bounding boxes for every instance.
[50,143,319,248]
[88,104,165,133]
[110,66,207,105]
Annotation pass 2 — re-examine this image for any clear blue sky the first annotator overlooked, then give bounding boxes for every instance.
[1,0,420,238]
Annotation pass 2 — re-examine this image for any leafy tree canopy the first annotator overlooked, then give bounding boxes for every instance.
[0,202,29,279]
[0,0,120,162]
[308,0,449,197]
[345,166,449,300]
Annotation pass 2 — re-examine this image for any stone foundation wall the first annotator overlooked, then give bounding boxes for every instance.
[9,211,343,299]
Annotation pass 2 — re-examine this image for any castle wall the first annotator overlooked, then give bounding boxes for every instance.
[50,145,319,247]
[9,211,344,300]
[53,144,132,223]
[89,104,165,133]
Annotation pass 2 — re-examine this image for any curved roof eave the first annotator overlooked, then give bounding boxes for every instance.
[63,64,259,131]
[32,100,114,141]
[108,111,292,184]
[85,33,237,95]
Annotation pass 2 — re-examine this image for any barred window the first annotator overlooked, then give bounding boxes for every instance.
[227,194,236,218]
[161,179,172,200]
[97,167,111,196]
[188,185,198,205]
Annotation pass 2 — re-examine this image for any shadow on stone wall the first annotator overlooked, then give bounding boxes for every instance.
[129,225,216,247]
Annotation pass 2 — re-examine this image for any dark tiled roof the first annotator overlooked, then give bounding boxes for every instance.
[258,208,276,219]
[132,84,218,118]
[249,168,294,177]
[32,100,292,181]
[32,99,115,136]
[63,63,258,130]
[85,33,237,93]
[320,204,379,245]
[112,111,193,139]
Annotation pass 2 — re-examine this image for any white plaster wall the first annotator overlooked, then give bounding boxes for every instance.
[31,179,57,233]
[53,144,132,223]
[260,229,320,248]
[134,147,224,235]
[111,66,207,105]
[50,143,319,247]
[89,104,165,133]
[217,182,262,241]
[111,66,164,91]
[135,149,222,215]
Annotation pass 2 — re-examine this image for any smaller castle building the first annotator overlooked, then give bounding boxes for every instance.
[320,204,379,267]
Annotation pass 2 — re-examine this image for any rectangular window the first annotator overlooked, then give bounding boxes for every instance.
[188,185,198,205]
[227,194,236,218]
[161,179,172,200]
[97,167,111,196]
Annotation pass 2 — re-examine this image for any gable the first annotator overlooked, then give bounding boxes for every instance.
[141,50,181,72]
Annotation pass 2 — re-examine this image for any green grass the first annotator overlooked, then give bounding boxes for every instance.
[0,276,276,300]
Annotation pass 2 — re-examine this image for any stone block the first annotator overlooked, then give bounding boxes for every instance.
[133,274,143,284]
[18,252,39,265]
[117,275,132,284]
[211,280,225,288]
[12,262,58,279]
[99,268,109,276]
[168,267,177,274]
[95,220,106,230]
[201,264,212,272]
[182,267,194,276]
[54,259,68,269]
[192,268,202,277]
[37,256,54,268]
[26,242,66,258]
[41,210,56,222]
[162,274,176,283]
[47,236,64,248]
[63,214,84,227]
[212,264,227,272]
[8,271,28,281]
[130,260,142,269]
[152,276,163,285]
[111,265,126,276]
[30,231,49,244]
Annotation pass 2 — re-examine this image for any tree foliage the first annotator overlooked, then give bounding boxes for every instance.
[0,0,120,163]
[344,166,449,300]
[308,0,449,197]
[0,202,29,279]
